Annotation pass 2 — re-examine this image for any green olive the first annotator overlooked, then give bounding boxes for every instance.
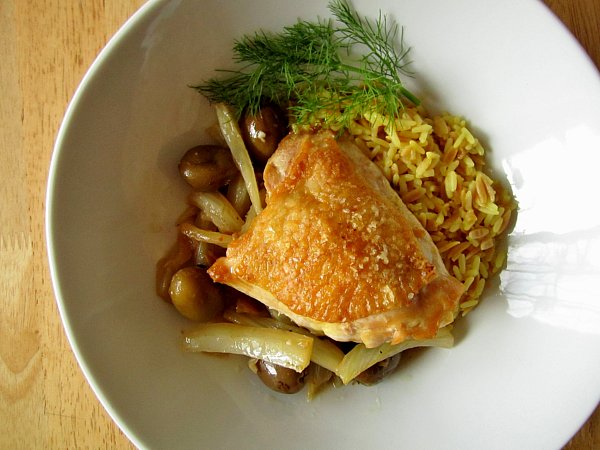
[178,145,237,191]
[255,360,306,394]
[155,233,193,302]
[240,106,287,164]
[355,354,402,386]
[168,266,224,321]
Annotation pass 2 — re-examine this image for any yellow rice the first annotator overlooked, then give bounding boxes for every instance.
[348,106,516,315]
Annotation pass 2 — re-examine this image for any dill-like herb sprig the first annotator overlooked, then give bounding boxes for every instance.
[193,0,419,131]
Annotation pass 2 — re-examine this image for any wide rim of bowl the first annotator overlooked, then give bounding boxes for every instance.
[45,1,163,447]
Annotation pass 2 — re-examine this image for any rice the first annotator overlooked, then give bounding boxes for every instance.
[348,106,517,315]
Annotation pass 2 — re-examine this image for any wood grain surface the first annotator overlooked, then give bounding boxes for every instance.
[0,1,598,448]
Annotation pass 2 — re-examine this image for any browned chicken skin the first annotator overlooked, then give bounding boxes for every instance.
[209,130,464,348]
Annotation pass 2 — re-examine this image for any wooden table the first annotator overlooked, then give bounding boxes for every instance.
[1,1,598,448]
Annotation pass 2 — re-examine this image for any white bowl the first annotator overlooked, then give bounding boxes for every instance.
[47,1,600,449]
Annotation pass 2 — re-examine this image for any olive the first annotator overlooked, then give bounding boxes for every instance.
[355,354,402,386]
[255,360,306,394]
[178,145,238,191]
[155,233,193,302]
[168,266,224,321]
[239,106,287,164]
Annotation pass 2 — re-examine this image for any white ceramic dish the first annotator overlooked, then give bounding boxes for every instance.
[47,1,600,449]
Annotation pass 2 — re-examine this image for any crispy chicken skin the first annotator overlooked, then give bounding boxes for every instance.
[209,130,464,347]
